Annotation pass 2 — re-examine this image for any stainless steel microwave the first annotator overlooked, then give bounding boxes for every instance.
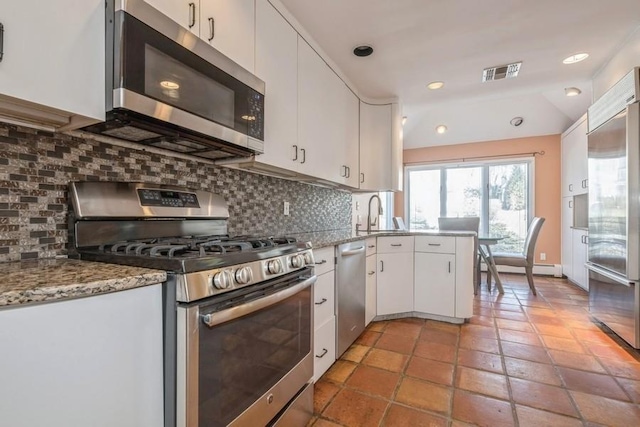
[83,0,265,161]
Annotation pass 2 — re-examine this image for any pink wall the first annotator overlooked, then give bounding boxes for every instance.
[395,134,561,264]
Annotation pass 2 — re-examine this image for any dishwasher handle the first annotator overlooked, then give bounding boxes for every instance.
[340,246,365,257]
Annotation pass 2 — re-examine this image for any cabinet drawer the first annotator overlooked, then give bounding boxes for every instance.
[313,246,335,276]
[314,272,335,328]
[313,316,336,381]
[377,236,414,253]
[365,237,377,257]
[415,236,455,254]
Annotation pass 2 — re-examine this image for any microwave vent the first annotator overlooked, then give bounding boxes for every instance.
[483,62,522,82]
[102,126,162,142]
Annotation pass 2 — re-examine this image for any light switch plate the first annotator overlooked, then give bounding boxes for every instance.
[283,201,290,216]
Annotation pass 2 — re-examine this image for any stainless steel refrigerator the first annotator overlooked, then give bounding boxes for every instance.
[587,67,640,348]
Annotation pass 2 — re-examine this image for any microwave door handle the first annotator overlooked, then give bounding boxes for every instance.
[201,275,316,327]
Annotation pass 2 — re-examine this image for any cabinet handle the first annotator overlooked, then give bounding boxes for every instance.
[346,166,351,178]
[367,245,375,248]
[208,17,215,41]
[300,148,306,164]
[380,260,384,272]
[341,165,347,177]
[585,235,588,244]
[390,244,402,247]
[448,261,451,273]
[361,172,365,184]
[315,298,327,305]
[569,183,573,192]
[0,23,4,63]
[188,3,196,28]
[583,179,588,188]
[315,348,328,358]
[368,271,375,275]
[292,145,298,161]
[428,243,441,246]
[315,259,327,265]
[568,200,573,208]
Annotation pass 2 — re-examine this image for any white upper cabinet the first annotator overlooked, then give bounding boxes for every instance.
[360,103,392,190]
[147,0,255,71]
[145,0,198,35]
[0,0,104,127]
[359,102,403,191]
[254,0,299,171]
[199,0,255,72]
[561,114,588,197]
[298,37,360,186]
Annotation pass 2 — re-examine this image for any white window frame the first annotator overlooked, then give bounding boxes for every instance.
[403,156,535,235]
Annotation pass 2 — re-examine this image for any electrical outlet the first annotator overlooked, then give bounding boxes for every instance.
[283,201,290,216]
[356,201,360,210]
[540,252,546,261]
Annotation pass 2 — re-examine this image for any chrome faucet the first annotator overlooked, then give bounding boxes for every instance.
[366,194,383,232]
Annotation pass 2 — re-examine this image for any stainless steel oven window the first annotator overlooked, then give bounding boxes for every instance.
[177,272,314,427]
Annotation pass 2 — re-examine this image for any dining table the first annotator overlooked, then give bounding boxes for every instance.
[478,236,505,294]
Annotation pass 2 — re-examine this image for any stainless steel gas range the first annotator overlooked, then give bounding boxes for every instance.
[68,181,317,427]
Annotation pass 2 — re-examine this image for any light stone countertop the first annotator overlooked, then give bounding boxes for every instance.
[0,258,166,308]
[290,229,476,249]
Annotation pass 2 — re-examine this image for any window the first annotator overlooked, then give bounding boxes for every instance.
[405,159,533,252]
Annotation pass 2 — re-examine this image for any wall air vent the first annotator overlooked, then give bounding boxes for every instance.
[482,62,522,82]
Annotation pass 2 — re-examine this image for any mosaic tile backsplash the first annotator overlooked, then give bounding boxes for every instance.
[0,123,352,262]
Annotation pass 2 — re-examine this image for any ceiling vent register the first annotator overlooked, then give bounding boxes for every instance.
[482,62,522,82]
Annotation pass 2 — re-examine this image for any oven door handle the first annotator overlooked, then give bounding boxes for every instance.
[201,275,317,327]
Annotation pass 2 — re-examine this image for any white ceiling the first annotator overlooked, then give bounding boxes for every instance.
[277,0,640,148]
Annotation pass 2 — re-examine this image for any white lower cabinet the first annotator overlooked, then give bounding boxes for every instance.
[415,252,456,317]
[377,237,414,316]
[365,251,377,325]
[571,229,589,290]
[312,246,336,381]
[313,316,336,381]
[0,285,164,427]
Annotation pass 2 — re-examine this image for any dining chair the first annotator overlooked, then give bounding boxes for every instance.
[438,217,481,294]
[487,217,545,295]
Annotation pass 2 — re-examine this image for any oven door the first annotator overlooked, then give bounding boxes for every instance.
[176,270,315,427]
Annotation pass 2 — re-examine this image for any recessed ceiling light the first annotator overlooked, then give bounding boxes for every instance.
[427,81,444,90]
[562,53,589,64]
[510,117,524,127]
[160,80,180,90]
[402,116,408,126]
[565,87,582,97]
[435,125,447,134]
[353,45,374,57]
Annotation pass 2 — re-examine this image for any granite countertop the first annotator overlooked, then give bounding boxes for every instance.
[0,258,166,308]
[290,229,477,249]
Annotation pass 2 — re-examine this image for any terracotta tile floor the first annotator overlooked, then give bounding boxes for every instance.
[310,274,640,426]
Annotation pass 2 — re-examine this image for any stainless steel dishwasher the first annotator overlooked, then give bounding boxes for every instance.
[335,241,366,357]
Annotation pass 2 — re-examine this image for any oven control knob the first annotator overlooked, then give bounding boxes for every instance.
[212,270,232,289]
[235,267,253,285]
[290,254,304,268]
[267,259,283,275]
[302,252,314,265]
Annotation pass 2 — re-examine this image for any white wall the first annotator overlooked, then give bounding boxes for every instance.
[352,192,377,232]
[593,25,640,99]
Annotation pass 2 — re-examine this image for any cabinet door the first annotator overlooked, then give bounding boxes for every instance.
[0,0,104,121]
[360,103,392,190]
[365,254,377,325]
[572,230,588,290]
[414,252,456,317]
[199,0,255,72]
[561,115,588,197]
[0,285,164,427]
[313,317,336,381]
[254,0,299,171]
[376,253,414,315]
[334,84,360,188]
[562,197,574,278]
[146,0,199,35]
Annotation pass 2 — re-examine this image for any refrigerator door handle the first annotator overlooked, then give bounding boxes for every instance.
[586,263,635,287]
